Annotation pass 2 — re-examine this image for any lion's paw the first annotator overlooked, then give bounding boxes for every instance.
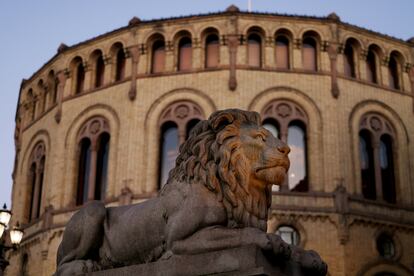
[267,234,291,259]
[241,227,272,250]
[292,247,327,276]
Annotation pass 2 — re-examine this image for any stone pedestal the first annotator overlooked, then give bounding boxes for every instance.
[90,245,305,276]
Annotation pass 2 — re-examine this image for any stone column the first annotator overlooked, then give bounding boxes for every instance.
[228,35,238,91]
[409,67,414,111]
[128,45,140,101]
[192,37,202,69]
[372,139,383,201]
[264,36,275,68]
[293,39,302,70]
[87,142,98,201]
[359,49,368,81]
[103,55,112,86]
[54,70,67,123]
[328,44,340,98]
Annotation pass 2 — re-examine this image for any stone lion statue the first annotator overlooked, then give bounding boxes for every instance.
[56,109,327,275]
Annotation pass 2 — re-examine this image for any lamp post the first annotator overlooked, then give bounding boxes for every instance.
[0,204,24,276]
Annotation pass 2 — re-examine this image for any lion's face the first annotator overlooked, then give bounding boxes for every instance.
[239,123,290,189]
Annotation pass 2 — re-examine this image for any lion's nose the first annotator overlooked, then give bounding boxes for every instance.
[277,145,290,155]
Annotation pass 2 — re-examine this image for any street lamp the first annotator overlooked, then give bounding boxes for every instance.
[0,203,24,276]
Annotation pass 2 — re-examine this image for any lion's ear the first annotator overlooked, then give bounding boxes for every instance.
[210,111,235,132]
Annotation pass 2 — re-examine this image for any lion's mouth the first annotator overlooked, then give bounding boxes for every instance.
[255,158,290,174]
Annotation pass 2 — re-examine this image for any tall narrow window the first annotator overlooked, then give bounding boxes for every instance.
[205,34,219,68]
[248,33,262,67]
[76,117,110,205]
[159,123,179,187]
[95,55,105,88]
[288,122,307,191]
[77,138,91,205]
[115,48,126,81]
[366,50,377,83]
[302,37,317,71]
[261,100,308,192]
[263,118,279,139]
[275,36,289,69]
[75,62,85,94]
[152,40,166,73]
[388,56,400,90]
[380,135,396,203]
[95,133,110,200]
[158,102,205,189]
[359,130,376,200]
[27,143,46,222]
[344,42,356,78]
[178,37,192,71]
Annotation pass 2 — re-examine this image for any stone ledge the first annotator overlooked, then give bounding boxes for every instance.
[89,245,302,276]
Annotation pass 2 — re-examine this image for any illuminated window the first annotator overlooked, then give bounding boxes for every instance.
[276,225,300,246]
[152,39,166,73]
[178,37,192,71]
[275,35,290,69]
[302,37,317,71]
[205,34,219,68]
[247,33,262,67]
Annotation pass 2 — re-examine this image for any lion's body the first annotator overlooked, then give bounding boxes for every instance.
[56,109,327,276]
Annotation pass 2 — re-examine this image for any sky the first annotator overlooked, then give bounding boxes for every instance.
[0,0,413,209]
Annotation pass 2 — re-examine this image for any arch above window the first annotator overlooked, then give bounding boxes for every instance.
[70,57,85,94]
[343,38,360,78]
[359,113,397,203]
[261,100,308,192]
[388,51,403,90]
[204,33,220,68]
[151,38,166,73]
[158,101,205,188]
[26,142,46,222]
[76,116,111,205]
[302,31,320,71]
[176,33,192,71]
[110,42,126,81]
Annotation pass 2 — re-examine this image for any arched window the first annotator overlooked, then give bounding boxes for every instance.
[366,47,378,84]
[152,39,166,73]
[92,51,105,88]
[71,57,85,94]
[205,34,219,68]
[275,35,290,69]
[276,225,300,246]
[376,233,395,259]
[76,117,110,205]
[26,142,46,222]
[388,53,401,90]
[27,89,36,122]
[247,33,262,67]
[261,100,308,192]
[115,47,126,81]
[178,37,192,71]
[302,36,317,71]
[344,40,356,78]
[158,102,204,188]
[359,114,397,203]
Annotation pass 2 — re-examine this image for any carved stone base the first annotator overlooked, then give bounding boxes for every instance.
[90,245,305,276]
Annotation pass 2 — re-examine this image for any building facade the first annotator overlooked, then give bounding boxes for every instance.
[7,6,414,276]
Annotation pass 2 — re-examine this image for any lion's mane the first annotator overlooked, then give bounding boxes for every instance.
[166,109,271,231]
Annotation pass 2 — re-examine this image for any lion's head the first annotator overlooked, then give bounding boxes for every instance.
[167,109,290,231]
